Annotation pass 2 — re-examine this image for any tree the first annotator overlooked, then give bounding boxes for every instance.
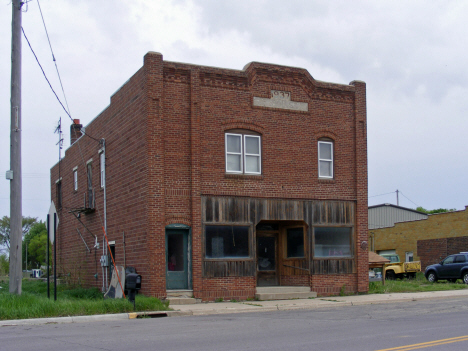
[0,253,8,276]
[0,216,37,252]
[416,207,457,214]
[23,221,51,269]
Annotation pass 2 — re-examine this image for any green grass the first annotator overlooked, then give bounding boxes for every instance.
[368,272,468,294]
[0,279,170,321]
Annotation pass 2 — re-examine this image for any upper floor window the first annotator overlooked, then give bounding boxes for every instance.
[225,133,261,174]
[318,140,333,178]
[100,152,105,188]
[73,167,78,191]
[56,179,62,209]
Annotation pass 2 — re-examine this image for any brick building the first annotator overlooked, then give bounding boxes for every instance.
[50,52,368,300]
[369,206,468,268]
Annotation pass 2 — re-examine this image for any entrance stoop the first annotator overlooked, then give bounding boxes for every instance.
[166,290,197,305]
[255,286,317,301]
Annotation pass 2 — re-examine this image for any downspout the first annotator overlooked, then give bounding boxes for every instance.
[101,138,108,290]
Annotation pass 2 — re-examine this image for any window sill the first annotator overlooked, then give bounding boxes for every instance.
[225,173,264,180]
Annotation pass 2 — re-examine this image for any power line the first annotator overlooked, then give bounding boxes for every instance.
[368,191,394,198]
[21,26,101,144]
[399,191,420,207]
[21,27,71,119]
[37,0,71,117]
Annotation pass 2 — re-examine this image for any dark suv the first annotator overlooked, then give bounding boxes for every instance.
[425,253,468,283]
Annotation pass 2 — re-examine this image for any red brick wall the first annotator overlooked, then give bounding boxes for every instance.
[51,52,368,300]
[51,65,151,293]
[418,236,468,270]
[311,274,357,296]
[200,277,256,301]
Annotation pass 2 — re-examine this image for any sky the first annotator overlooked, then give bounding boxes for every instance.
[1,0,467,223]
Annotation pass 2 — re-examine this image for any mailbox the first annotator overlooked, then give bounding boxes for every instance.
[125,273,141,291]
[125,272,142,308]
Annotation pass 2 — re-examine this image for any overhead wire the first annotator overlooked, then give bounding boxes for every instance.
[368,191,395,198]
[27,3,112,286]
[37,0,71,116]
[21,27,101,144]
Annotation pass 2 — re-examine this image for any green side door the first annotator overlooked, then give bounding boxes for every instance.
[166,229,189,290]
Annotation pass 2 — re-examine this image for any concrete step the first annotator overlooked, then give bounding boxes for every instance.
[256,286,311,294]
[166,290,193,298]
[167,297,197,305]
[255,286,317,301]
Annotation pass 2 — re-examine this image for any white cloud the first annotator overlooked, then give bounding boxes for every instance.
[1,0,467,220]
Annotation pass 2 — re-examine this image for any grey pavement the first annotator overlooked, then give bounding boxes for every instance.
[2,289,468,326]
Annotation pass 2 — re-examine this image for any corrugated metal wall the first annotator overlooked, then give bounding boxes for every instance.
[368,205,428,229]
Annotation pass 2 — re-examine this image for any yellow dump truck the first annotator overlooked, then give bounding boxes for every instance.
[382,254,421,279]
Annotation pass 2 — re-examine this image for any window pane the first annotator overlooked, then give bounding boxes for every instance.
[245,136,259,154]
[319,160,332,177]
[287,228,304,258]
[245,155,260,173]
[205,226,250,258]
[167,234,184,271]
[226,134,241,153]
[227,154,242,172]
[319,142,332,160]
[314,227,351,257]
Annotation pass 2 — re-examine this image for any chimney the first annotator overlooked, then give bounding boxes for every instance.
[70,119,82,145]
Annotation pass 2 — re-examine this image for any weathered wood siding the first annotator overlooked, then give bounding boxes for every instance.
[312,258,355,274]
[202,196,356,277]
[203,260,256,278]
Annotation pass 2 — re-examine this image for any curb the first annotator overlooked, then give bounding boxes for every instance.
[2,290,468,326]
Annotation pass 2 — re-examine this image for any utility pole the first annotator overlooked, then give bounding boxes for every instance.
[9,0,23,294]
[396,189,399,206]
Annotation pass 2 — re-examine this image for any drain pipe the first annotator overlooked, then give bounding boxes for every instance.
[101,139,108,291]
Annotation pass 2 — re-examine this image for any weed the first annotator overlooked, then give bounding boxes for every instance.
[215,297,223,303]
[339,284,346,296]
[0,279,170,321]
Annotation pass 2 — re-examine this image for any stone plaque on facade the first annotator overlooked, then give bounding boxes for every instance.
[253,90,308,112]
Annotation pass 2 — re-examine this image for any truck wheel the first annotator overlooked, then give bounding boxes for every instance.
[386,271,395,280]
[463,272,468,284]
[427,272,437,283]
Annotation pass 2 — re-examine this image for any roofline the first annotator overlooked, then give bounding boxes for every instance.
[368,203,428,216]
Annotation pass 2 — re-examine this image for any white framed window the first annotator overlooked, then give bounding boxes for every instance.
[73,167,78,191]
[318,140,333,178]
[100,152,105,188]
[225,133,261,174]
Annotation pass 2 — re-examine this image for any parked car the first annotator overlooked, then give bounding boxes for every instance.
[425,253,468,283]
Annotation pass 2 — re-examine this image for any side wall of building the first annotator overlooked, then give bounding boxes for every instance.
[418,236,468,270]
[50,66,151,293]
[369,207,468,264]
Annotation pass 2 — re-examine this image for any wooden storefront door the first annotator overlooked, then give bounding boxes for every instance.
[257,233,278,286]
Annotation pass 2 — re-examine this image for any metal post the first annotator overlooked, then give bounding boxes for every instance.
[47,214,50,298]
[9,0,23,295]
[54,212,57,301]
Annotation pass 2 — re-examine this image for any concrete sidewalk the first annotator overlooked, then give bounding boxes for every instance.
[170,289,468,316]
[2,289,468,326]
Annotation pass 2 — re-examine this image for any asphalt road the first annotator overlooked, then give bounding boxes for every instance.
[2,298,468,351]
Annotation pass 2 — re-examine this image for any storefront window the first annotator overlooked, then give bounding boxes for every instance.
[205,225,250,258]
[314,227,352,258]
